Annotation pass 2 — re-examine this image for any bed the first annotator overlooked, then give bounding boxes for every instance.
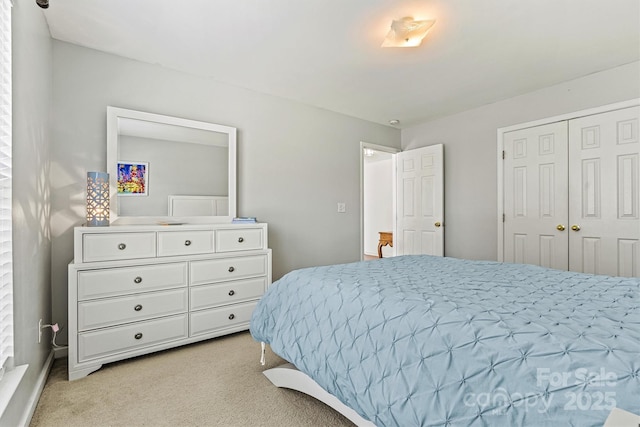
[250,255,640,426]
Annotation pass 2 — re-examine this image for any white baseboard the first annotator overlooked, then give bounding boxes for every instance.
[18,350,54,427]
[53,346,68,359]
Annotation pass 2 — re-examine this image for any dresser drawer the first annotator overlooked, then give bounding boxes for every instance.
[190,301,257,336]
[190,255,267,285]
[157,230,215,257]
[78,288,188,331]
[190,277,266,311]
[78,314,188,362]
[77,263,187,301]
[82,232,156,262]
[216,228,264,252]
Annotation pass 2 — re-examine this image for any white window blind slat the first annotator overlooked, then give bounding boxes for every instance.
[0,0,12,370]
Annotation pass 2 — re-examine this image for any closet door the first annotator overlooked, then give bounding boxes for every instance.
[503,122,569,270]
[568,106,640,277]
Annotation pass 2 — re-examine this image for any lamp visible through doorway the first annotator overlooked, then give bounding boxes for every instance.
[86,172,110,227]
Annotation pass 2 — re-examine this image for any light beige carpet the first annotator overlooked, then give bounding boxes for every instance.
[30,331,354,427]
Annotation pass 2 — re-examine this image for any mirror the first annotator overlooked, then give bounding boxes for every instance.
[106,107,236,224]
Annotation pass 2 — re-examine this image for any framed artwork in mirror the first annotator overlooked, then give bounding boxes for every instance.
[117,161,149,196]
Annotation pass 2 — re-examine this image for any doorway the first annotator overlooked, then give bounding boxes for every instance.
[360,142,445,261]
[360,142,399,260]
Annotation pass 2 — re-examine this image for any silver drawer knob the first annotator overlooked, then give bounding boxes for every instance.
[134,276,143,284]
[228,314,235,320]
[228,266,235,273]
[228,290,235,296]
[134,304,143,311]
[118,243,126,250]
[184,240,192,246]
[238,237,244,243]
[134,333,143,340]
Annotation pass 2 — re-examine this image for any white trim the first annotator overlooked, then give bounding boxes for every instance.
[18,351,54,427]
[496,98,640,262]
[500,99,640,135]
[0,364,26,422]
[359,142,400,260]
[497,133,504,262]
[0,0,13,373]
[53,346,68,359]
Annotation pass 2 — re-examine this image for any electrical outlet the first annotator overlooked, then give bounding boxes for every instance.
[337,203,346,213]
[38,319,43,343]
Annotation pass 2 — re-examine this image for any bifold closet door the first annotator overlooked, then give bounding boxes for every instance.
[503,122,569,270]
[568,106,640,277]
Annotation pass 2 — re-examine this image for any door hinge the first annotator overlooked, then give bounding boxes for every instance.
[502,213,505,222]
[502,150,505,160]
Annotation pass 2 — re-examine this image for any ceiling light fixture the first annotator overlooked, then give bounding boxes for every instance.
[382,17,436,48]
[36,0,49,9]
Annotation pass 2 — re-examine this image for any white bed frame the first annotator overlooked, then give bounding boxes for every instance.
[263,363,640,427]
[263,363,375,427]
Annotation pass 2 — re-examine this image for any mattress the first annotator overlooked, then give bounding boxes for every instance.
[250,255,640,426]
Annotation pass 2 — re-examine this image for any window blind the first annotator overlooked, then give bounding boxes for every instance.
[0,0,12,372]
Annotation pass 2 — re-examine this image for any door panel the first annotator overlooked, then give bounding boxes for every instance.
[539,234,556,268]
[618,239,639,277]
[421,231,437,255]
[568,106,640,277]
[503,122,569,270]
[580,237,601,275]
[618,154,638,219]
[421,176,435,217]
[396,144,444,256]
[402,178,415,217]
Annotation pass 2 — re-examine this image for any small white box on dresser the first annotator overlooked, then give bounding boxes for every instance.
[68,222,271,380]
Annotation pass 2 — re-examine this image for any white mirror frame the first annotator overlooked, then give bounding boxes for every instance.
[106,106,237,224]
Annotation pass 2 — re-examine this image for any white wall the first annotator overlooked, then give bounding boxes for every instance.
[2,1,52,425]
[50,41,401,343]
[363,155,393,257]
[402,61,640,261]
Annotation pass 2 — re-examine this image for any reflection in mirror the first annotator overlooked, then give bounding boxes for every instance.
[106,107,237,223]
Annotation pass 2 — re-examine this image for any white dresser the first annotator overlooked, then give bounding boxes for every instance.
[68,222,271,380]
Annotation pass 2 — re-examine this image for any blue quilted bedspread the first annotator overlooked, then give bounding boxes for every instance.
[250,255,640,426]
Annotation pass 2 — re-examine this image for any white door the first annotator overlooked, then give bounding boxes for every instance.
[395,144,444,256]
[503,122,569,270]
[568,106,640,277]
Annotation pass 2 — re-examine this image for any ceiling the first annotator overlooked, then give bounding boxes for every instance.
[42,0,640,128]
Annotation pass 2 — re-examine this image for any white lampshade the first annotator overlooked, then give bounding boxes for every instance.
[86,172,110,227]
[382,17,436,48]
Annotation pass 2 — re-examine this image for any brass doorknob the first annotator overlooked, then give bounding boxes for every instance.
[556,224,565,231]
[571,225,581,231]
[434,222,441,228]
